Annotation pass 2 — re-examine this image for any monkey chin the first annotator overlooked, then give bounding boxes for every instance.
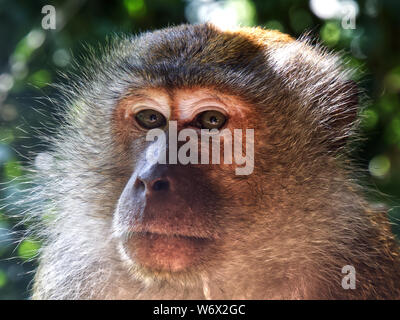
[122,232,214,282]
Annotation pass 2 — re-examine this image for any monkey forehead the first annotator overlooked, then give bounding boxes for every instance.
[118,24,295,98]
[171,88,248,120]
[117,87,249,121]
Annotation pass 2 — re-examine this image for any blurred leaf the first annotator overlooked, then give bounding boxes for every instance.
[344,56,366,80]
[264,20,284,32]
[320,21,341,47]
[385,66,400,93]
[378,94,399,115]
[28,69,51,88]
[384,117,400,145]
[123,0,146,17]
[289,8,313,34]
[4,160,22,179]
[361,109,379,130]
[228,0,256,26]
[0,270,7,288]
[0,128,15,144]
[13,39,35,63]
[17,239,40,260]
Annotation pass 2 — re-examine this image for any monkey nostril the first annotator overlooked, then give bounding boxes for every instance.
[151,179,169,192]
[134,178,145,191]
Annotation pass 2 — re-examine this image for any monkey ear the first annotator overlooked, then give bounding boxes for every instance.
[324,80,359,150]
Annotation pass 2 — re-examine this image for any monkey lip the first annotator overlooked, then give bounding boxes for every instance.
[125,232,213,273]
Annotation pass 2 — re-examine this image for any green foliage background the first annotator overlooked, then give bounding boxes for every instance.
[0,0,399,299]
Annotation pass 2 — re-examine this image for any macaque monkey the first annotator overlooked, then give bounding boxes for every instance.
[29,23,400,299]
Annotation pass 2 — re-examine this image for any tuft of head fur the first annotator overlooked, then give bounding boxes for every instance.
[20,23,400,299]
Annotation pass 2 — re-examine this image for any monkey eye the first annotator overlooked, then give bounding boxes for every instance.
[196,110,227,130]
[135,109,166,129]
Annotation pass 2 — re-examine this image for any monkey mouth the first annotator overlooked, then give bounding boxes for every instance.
[124,231,214,273]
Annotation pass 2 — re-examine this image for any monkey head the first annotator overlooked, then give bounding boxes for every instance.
[32,23,371,299]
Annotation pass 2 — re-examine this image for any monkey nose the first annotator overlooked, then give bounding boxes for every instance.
[134,177,170,194]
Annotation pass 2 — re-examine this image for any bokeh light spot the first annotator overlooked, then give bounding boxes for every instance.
[0,74,14,93]
[369,155,391,178]
[185,0,255,29]
[0,104,18,122]
[52,49,71,67]
[26,30,46,50]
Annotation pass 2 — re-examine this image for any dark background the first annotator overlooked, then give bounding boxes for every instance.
[0,0,399,299]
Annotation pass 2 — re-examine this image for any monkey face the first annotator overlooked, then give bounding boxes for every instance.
[112,88,259,279]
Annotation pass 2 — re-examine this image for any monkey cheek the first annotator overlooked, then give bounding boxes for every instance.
[124,233,211,273]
